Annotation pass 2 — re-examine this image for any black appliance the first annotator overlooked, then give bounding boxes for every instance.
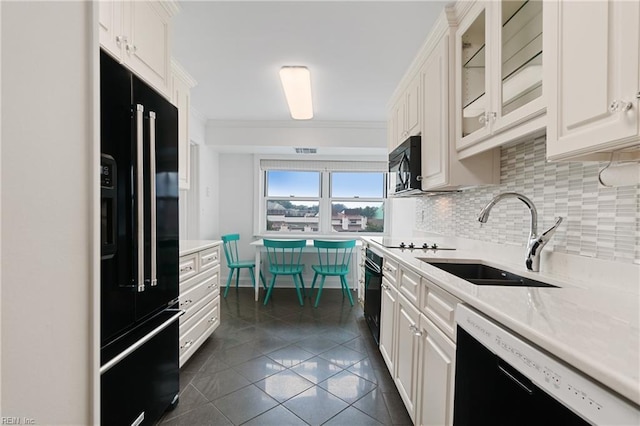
[376,237,455,251]
[364,248,383,344]
[454,305,639,426]
[389,135,421,196]
[100,50,181,425]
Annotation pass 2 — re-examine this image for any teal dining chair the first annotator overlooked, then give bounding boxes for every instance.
[221,233,266,298]
[310,240,356,308]
[263,239,307,306]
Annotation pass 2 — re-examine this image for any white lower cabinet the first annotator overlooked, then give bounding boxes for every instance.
[178,243,222,367]
[416,313,456,426]
[378,260,458,426]
[394,292,421,423]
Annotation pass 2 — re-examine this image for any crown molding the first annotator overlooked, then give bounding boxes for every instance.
[171,58,197,88]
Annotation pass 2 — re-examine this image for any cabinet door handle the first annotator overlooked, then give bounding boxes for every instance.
[609,100,633,113]
[149,111,157,287]
[180,340,193,350]
[208,316,218,324]
[135,104,145,293]
[115,35,126,46]
[180,265,194,273]
[409,324,422,337]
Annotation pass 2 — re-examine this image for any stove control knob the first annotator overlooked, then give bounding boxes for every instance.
[422,243,429,249]
[408,243,415,249]
[431,244,438,249]
[399,242,406,248]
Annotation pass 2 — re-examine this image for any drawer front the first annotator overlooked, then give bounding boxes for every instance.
[179,264,216,293]
[425,283,459,342]
[199,245,221,271]
[178,253,198,282]
[383,257,399,287]
[179,297,217,357]
[179,268,219,325]
[398,267,421,306]
[179,297,220,367]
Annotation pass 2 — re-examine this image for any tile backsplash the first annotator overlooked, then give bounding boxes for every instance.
[415,137,640,264]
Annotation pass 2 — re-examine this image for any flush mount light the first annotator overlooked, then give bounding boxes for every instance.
[279,66,313,120]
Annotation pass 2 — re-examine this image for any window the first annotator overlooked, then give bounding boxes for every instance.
[260,161,387,235]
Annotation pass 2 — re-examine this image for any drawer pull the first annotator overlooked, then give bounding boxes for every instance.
[207,316,218,324]
[180,340,193,350]
[409,325,422,337]
[180,265,194,273]
[203,255,216,262]
[207,283,217,289]
[383,266,393,272]
[179,299,193,307]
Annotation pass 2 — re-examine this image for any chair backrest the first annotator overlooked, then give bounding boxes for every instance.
[313,239,356,273]
[263,239,306,270]
[221,233,241,265]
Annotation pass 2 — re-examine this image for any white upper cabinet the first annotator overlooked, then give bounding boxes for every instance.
[420,24,499,191]
[455,0,545,158]
[545,0,640,161]
[388,72,421,151]
[99,0,178,97]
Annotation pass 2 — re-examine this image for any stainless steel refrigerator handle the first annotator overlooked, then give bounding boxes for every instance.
[99,309,185,375]
[136,104,145,293]
[149,111,157,287]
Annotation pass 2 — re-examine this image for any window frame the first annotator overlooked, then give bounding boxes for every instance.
[258,163,388,237]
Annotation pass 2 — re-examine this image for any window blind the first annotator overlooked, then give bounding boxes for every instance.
[260,159,387,172]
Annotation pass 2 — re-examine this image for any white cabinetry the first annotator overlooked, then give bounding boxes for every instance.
[394,292,421,423]
[179,242,221,367]
[170,60,197,189]
[377,251,460,426]
[99,0,177,97]
[388,73,421,151]
[416,313,456,426]
[545,0,640,161]
[454,0,545,158]
[420,23,500,190]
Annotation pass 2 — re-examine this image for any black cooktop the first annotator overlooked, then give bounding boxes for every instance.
[377,238,456,251]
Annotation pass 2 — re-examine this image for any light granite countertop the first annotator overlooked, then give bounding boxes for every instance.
[179,239,222,257]
[363,236,640,407]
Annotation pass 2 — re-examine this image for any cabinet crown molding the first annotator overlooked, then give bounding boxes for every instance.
[171,58,198,88]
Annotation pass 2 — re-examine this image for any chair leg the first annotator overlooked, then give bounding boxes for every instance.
[248,267,256,289]
[223,268,234,298]
[298,273,306,297]
[235,266,240,288]
[314,275,326,308]
[293,274,304,306]
[341,275,354,306]
[263,274,277,305]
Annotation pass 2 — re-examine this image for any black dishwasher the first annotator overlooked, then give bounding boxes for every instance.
[364,248,383,344]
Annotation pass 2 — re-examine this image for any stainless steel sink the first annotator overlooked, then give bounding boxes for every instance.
[420,261,558,288]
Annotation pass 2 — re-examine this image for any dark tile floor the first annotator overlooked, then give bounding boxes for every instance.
[158,287,412,425]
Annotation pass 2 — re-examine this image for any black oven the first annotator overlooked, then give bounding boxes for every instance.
[389,135,421,196]
[364,248,383,344]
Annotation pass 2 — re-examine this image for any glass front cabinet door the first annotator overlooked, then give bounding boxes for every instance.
[456,0,545,153]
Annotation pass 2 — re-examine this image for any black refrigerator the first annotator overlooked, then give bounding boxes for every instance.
[100,50,180,425]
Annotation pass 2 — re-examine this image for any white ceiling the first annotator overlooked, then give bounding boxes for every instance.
[172,1,448,123]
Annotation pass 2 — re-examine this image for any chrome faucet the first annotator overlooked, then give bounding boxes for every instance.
[478,192,563,272]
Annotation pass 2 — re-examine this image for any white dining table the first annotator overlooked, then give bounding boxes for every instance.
[249,238,362,302]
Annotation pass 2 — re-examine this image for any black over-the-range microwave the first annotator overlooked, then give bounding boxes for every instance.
[388,135,421,196]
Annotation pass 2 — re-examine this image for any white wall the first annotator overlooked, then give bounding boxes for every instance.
[1,2,95,423]
[198,146,220,239]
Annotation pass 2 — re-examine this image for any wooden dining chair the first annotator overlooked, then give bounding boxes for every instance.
[262,239,307,306]
[310,239,356,308]
[221,233,266,298]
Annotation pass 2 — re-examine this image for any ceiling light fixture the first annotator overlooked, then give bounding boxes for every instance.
[279,66,313,120]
